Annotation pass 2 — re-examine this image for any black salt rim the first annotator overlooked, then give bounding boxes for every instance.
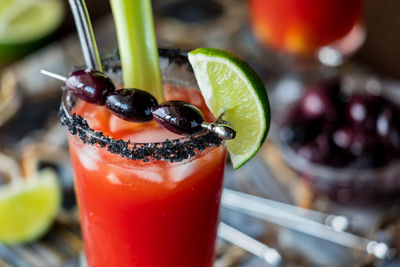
[60,49,224,163]
[96,48,191,73]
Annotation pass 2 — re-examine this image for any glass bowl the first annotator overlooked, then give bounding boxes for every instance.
[274,74,400,204]
[277,138,400,203]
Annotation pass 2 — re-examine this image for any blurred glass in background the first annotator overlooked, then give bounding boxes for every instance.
[247,0,365,66]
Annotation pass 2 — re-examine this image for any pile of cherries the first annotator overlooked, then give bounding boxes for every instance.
[280,78,400,168]
[66,69,205,136]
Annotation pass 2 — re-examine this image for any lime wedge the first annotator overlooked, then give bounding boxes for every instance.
[0,168,61,245]
[188,48,270,169]
[0,0,64,60]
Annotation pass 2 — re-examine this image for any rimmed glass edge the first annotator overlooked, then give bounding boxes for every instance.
[277,136,400,184]
[59,49,224,163]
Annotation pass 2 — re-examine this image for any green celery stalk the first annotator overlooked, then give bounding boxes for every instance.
[110,0,164,102]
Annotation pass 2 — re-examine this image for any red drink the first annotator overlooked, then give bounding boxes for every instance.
[63,55,227,267]
[248,0,363,56]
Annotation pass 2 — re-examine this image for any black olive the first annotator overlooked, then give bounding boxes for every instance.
[152,101,204,135]
[66,69,115,105]
[105,88,158,122]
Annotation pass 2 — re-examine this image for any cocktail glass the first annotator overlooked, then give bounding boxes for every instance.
[60,49,227,267]
[248,0,365,67]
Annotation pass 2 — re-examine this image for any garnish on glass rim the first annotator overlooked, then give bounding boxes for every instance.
[41,44,273,168]
[189,48,271,169]
[48,0,269,168]
[40,69,235,139]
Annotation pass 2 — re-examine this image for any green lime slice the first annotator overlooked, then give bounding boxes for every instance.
[0,168,61,245]
[0,0,64,43]
[0,0,64,60]
[188,48,270,169]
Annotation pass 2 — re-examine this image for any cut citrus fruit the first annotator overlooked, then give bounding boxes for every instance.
[188,48,270,169]
[0,0,64,60]
[0,168,61,245]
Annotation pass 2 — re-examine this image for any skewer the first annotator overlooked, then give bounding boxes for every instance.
[40,69,236,140]
[40,70,66,82]
[201,122,235,140]
[45,1,236,140]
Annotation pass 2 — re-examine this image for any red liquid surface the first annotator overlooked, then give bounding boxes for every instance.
[249,0,363,55]
[68,87,226,267]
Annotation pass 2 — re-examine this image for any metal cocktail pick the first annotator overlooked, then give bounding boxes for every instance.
[202,122,235,140]
[40,70,66,82]
[39,69,236,140]
[68,0,103,71]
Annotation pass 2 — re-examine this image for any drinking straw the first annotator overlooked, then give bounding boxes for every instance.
[68,0,103,71]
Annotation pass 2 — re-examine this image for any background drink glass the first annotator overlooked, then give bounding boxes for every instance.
[62,50,227,267]
[248,0,365,66]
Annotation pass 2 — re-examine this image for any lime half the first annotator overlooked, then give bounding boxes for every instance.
[0,0,64,60]
[0,168,61,245]
[188,48,270,169]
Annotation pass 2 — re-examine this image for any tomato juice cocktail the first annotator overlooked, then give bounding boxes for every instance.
[62,52,226,267]
[248,0,363,56]
[57,0,270,265]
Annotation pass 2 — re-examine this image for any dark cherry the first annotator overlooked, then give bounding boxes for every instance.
[375,106,400,152]
[281,106,323,145]
[324,78,342,102]
[346,94,368,124]
[66,69,115,105]
[285,105,308,125]
[323,145,354,168]
[280,120,322,145]
[350,142,390,168]
[349,131,376,157]
[376,108,390,137]
[388,105,400,151]
[295,134,329,164]
[300,85,336,121]
[152,101,204,136]
[345,94,383,129]
[389,128,400,152]
[378,116,400,153]
[105,88,158,122]
[332,126,355,150]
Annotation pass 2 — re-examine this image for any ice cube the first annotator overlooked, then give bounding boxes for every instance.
[76,144,100,171]
[122,127,182,143]
[169,159,196,183]
[128,168,163,183]
[107,173,122,185]
[109,115,142,134]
